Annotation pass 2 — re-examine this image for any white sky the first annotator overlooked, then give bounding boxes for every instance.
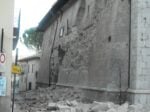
[14,0,57,59]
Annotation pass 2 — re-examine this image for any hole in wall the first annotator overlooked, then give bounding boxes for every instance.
[58,45,65,65]
[108,36,111,42]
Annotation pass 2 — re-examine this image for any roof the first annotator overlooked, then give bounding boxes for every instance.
[37,0,76,32]
[19,55,40,62]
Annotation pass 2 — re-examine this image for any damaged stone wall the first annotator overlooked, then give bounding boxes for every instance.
[85,0,130,102]
[38,0,130,103]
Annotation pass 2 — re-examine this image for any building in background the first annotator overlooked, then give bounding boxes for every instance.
[37,0,150,104]
[0,0,14,112]
[18,55,40,92]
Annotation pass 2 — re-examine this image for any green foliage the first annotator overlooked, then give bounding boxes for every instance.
[22,27,43,51]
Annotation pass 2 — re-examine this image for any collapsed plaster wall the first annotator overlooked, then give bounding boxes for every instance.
[38,0,130,103]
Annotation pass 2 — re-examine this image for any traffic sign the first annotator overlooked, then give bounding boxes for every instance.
[0,53,5,63]
[0,53,6,72]
[11,65,22,74]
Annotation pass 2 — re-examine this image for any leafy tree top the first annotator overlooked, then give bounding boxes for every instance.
[22,27,43,51]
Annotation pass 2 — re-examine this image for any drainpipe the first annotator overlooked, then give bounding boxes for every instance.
[49,19,59,86]
[128,0,132,89]
[119,67,122,105]
[119,0,132,104]
[1,28,4,52]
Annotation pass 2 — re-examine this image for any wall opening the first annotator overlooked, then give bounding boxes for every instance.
[29,82,32,90]
[58,45,65,65]
[108,36,111,42]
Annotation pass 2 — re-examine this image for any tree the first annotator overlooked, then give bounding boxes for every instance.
[22,27,43,51]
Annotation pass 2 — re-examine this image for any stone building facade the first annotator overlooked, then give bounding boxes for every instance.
[37,0,150,104]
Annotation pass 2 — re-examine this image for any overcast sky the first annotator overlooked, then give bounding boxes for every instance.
[14,0,57,58]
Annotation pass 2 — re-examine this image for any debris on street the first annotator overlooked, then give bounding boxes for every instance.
[14,87,150,112]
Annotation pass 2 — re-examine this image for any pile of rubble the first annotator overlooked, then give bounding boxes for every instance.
[15,87,84,112]
[14,87,150,112]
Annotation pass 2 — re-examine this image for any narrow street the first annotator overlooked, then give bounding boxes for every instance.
[14,87,150,112]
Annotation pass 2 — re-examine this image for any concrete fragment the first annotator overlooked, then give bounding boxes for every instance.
[107,102,118,109]
[117,103,128,112]
[66,100,78,107]
[128,104,143,112]
[106,108,116,112]
[89,102,109,112]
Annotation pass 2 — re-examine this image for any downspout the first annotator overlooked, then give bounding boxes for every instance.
[49,19,59,86]
[119,67,122,105]
[128,0,132,89]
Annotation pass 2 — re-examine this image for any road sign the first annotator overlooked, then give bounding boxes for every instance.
[0,53,5,63]
[12,65,22,74]
[0,53,6,72]
[0,76,6,96]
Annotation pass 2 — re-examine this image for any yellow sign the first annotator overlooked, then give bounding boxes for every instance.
[11,65,22,74]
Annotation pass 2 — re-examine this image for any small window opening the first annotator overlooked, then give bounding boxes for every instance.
[59,27,64,37]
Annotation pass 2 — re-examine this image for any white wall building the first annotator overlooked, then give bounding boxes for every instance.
[18,55,40,92]
[0,0,14,112]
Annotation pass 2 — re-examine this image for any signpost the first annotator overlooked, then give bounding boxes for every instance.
[12,48,18,112]
[12,10,21,112]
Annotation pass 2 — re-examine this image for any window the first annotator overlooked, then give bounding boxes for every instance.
[28,64,30,73]
[59,27,64,37]
[32,64,34,73]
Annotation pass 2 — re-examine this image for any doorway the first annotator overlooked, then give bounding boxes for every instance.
[29,82,32,90]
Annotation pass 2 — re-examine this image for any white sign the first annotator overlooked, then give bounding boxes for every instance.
[0,76,6,96]
[0,53,6,72]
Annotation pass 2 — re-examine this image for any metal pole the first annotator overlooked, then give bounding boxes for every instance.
[12,48,18,112]
[1,28,4,52]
